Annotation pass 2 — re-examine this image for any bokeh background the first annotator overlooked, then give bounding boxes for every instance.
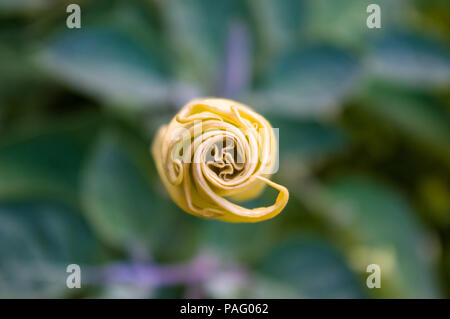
[0,0,449,298]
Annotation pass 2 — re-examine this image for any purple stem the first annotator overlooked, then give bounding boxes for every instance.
[219,21,252,99]
[85,253,220,288]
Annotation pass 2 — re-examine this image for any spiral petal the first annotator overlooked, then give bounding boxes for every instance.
[151,98,289,223]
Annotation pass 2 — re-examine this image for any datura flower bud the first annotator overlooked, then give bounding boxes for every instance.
[151,98,289,223]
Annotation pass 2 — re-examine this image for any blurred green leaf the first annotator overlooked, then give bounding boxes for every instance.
[254,45,360,118]
[323,175,440,298]
[368,33,450,88]
[0,40,44,104]
[0,0,51,13]
[257,237,365,298]
[161,0,244,89]
[81,129,201,261]
[38,28,171,109]
[418,177,450,227]
[0,200,99,298]
[248,0,306,56]
[269,116,347,164]
[201,218,278,263]
[0,132,85,202]
[306,0,408,48]
[81,130,163,250]
[360,85,450,159]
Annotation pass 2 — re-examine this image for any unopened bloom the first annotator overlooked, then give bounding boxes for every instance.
[152,98,289,223]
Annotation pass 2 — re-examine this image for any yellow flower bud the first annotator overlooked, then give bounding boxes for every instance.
[151,98,289,222]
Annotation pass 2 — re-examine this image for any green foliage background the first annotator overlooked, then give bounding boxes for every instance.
[0,0,449,298]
